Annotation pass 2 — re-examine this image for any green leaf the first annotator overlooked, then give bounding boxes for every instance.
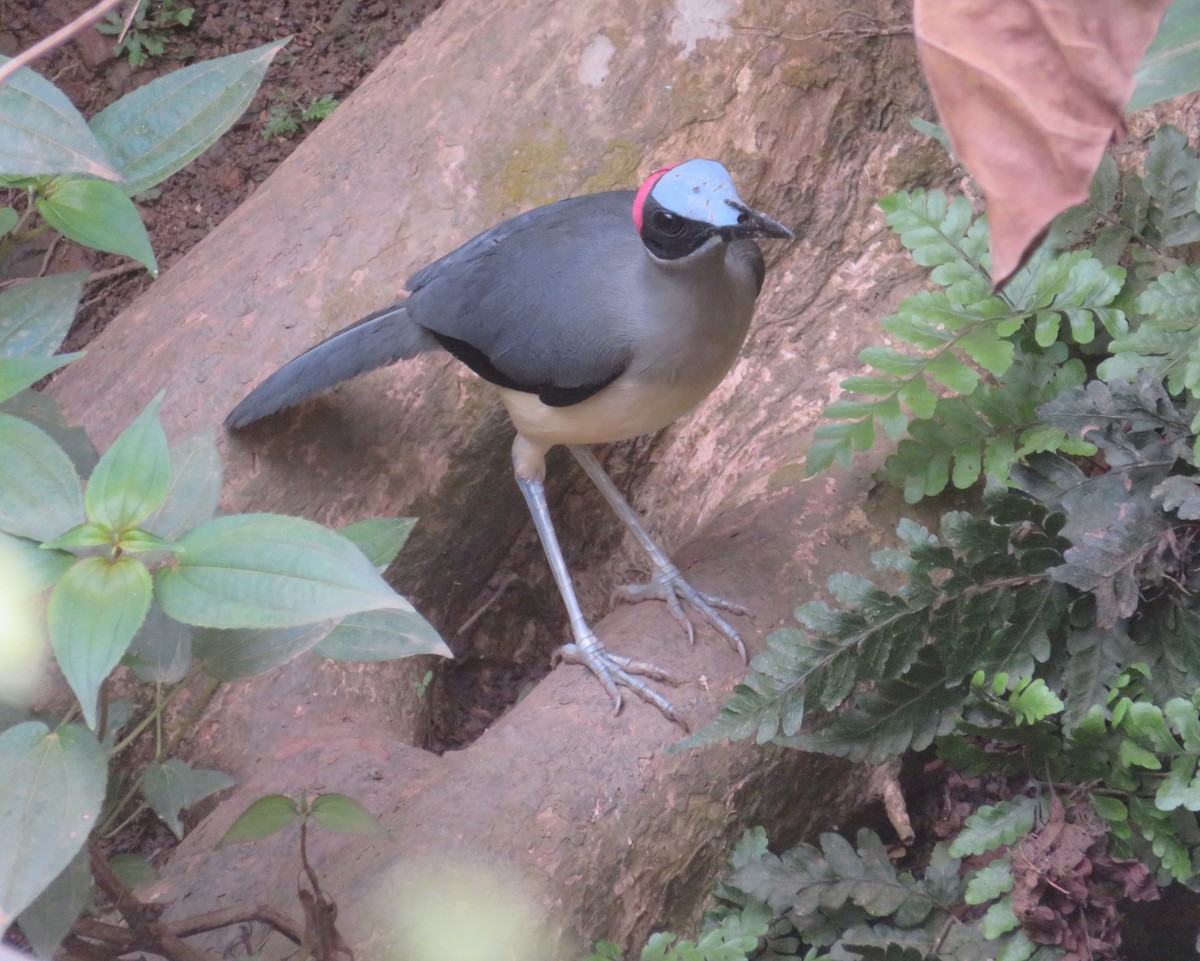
[85,393,171,533]
[965,857,1013,905]
[42,521,115,550]
[1165,697,1200,751]
[216,794,300,847]
[338,517,417,571]
[141,430,222,540]
[1129,0,1200,111]
[981,896,1020,938]
[1155,754,1200,811]
[1091,795,1129,822]
[126,600,193,683]
[1122,700,1181,754]
[156,513,414,629]
[308,793,390,837]
[109,852,160,890]
[1142,125,1200,246]
[141,759,235,839]
[14,848,91,959]
[0,531,73,595]
[117,528,175,552]
[1008,678,1064,724]
[0,389,98,478]
[0,271,86,359]
[313,607,450,662]
[0,57,123,179]
[48,555,152,728]
[193,620,334,680]
[0,207,16,236]
[0,722,107,925]
[949,797,1038,857]
[0,353,84,404]
[0,412,84,542]
[1118,738,1162,769]
[36,176,157,275]
[91,39,290,195]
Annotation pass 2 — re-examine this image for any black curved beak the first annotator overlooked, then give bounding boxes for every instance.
[723,199,795,241]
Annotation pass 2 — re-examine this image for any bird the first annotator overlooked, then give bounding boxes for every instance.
[226,158,794,727]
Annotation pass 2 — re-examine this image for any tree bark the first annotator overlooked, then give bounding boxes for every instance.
[47,0,949,956]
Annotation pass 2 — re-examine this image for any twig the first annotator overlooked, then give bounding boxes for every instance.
[458,571,520,635]
[0,0,130,87]
[89,842,216,961]
[74,905,305,947]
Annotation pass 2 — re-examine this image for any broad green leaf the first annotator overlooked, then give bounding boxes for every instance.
[0,531,73,595]
[157,513,412,629]
[141,430,222,540]
[0,722,107,925]
[108,853,159,890]
[0,207,15,236]
[42,521,114,550]
[91,39,290,195]
[85,394,170,533]
[0,271,86,358]
[194,620,334,680]
[0,413,83,541]
[308,793,390,837]
[1129,0,1200,111]
[0,389,98,478]
[339,517,417,571]
[216,794,299,847]
[141,759,234,839]
[14,848,91,959]
[0,57,123,179]
[313,607,450,662]
[48,556,152,728]
[36,176,157,275]
[0,353,83,404]
[126,600,193,684]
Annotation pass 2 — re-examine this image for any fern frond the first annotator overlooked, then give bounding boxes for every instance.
[948,796,1041,858]
[1143,125,1200,248]
[781,649,965,762]
[808,191,1125,489]
[689,493,1068,753]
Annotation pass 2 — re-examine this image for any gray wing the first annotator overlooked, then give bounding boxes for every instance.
[404,191,639,406]
[226,303,438,427]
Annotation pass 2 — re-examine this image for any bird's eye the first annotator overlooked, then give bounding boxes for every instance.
[652,210,685,236]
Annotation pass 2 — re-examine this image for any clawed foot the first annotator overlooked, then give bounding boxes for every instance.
[555,635,688,730]
[613,566,749,662]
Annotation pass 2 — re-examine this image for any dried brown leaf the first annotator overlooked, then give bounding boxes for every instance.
[914,0,1171,285]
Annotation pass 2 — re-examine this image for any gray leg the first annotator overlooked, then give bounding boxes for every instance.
[515,475,685,727]
[569,445,748,662]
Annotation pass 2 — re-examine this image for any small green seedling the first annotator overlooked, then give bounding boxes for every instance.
[98,0,195,69]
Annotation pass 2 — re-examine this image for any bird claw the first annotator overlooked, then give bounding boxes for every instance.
[555,639,687,731]
[613,570,748,662]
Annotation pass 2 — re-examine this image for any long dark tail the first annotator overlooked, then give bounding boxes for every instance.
[226,302,439,428]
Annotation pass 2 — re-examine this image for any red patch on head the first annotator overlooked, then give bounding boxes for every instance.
[632,164,678,233]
